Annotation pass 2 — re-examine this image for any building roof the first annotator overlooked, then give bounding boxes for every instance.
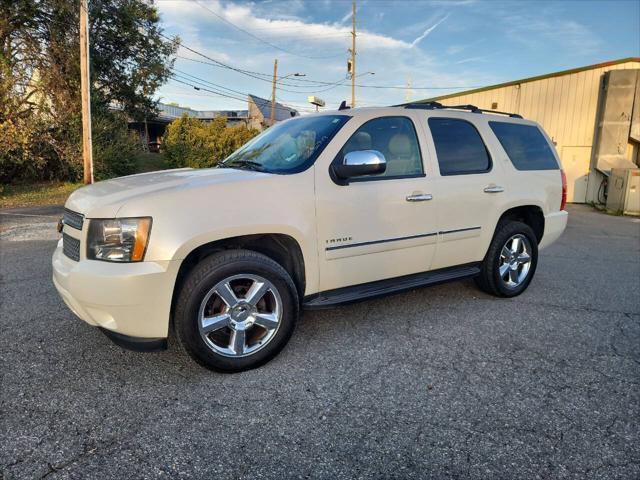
[157,102,248,122]
[417,57,640,103]
[249,94,299,122]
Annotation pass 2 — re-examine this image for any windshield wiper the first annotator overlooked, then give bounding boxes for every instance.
[220,160,266,172]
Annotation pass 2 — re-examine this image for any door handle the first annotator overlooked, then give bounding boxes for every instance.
[406,193,433,202]
[484,185,504,193]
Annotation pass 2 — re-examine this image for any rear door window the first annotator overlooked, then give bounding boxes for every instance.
[428,118,491,175]
[489,122,559,170]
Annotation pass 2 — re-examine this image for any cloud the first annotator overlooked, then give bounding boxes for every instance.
[410,14,450,48]
[455,55,489,64]
[159,0,412,51]
[339,0,367,25]
[340,10,352,24]
[155,0,494,111]
[501,13,601,56]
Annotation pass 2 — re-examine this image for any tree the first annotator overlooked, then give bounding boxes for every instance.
[164,114,260,169]
[0,0,178,182]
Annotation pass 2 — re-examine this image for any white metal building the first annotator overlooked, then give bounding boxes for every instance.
[417,58,640,203]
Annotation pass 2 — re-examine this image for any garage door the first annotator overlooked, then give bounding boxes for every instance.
[561,146,591,203]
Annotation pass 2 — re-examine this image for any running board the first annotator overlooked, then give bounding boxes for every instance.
[303,263,481,309]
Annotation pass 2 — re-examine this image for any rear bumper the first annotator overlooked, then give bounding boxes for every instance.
[52,239,179,340]
[539,210,568,250]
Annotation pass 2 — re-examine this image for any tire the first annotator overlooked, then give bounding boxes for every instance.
[174,249,299,373]
[474,220,538,298]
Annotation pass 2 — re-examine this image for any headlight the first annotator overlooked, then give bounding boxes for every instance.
[87,217,152,262]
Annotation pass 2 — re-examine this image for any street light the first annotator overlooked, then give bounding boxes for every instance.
[279,72,306,80]
[270,59,305,124]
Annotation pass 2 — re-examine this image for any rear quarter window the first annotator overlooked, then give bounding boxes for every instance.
[489,122,559,171]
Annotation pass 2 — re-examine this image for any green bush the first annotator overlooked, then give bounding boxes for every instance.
[0,117,48,181]
[0,111,141,183]
[92,113,140,180]
[164,114,259,169]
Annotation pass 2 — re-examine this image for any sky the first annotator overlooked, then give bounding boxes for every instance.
[155,0,640,114]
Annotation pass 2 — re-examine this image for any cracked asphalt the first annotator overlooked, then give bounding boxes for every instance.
[1,204,639,479]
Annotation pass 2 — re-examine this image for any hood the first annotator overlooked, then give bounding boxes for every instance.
[66,167,268,217]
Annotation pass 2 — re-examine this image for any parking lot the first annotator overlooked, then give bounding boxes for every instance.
[1,204,639,479]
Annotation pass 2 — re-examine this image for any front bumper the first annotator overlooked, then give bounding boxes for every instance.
[539,210,568,250]
[52,239,179,341]
[99,328,167,352]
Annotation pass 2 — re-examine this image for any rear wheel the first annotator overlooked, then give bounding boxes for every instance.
[475,221,538,297]
[174,250,299,372]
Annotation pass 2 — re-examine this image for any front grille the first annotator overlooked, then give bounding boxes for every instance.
[63,208,84,230]
[63,233,81,261]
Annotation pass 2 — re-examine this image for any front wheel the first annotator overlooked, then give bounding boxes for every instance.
[174,250,299,372]
[475,221,538,297]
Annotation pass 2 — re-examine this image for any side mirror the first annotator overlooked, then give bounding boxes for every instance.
[333,150,386,179]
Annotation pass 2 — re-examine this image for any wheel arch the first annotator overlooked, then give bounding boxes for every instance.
[495,204,545,243]
[170,234,307,324]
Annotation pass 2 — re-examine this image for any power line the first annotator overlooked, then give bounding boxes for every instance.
[174,52,480,95]
[174,55,331,87]
[168,77,317,113]
[193,0,345,60]
[170,73,254,105]
[174,74,318,112]
[171,69,352,116]
[172,68,347,113]
[166,35,322,88]
[172,69,249,97]
[174,61,349,98]
[173,48,482,91]
[164,35,284,83]
[173,50,354,94]
[163,34,487,109]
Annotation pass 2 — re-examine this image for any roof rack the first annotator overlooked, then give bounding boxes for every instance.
[402,102,522,119]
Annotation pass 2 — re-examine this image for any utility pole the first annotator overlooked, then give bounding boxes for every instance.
[80,0,93,184]
[350,0,356,108]
[270,59,278,125]
[269,62,304,125]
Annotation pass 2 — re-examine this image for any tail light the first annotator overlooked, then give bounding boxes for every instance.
[560,169,567,211]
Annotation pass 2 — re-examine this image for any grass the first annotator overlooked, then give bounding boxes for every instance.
[0,181,83,209]
[0,152,170,210]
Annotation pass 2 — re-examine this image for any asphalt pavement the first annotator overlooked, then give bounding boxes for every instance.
[1,204,639,479]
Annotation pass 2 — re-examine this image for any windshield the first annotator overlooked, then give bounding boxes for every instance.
[221,115,350,174]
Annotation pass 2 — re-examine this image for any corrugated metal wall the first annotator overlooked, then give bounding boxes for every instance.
[431,61,640,202]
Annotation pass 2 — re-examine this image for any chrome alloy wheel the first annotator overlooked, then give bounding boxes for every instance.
[198,274,282,357]
[498,234,532,288]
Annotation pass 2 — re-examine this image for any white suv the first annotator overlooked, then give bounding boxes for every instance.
[52,103,568,372]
